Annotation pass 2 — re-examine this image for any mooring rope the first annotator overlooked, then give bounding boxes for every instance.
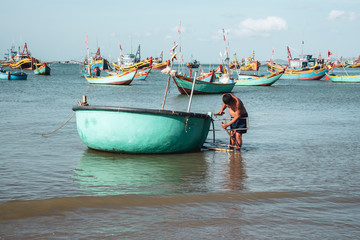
[41,112,76,136]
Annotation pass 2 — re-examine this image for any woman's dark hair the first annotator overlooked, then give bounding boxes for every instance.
[222,93,234,104]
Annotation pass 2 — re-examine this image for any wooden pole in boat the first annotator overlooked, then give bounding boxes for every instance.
[187,71,197,112]
[161,52,177,110]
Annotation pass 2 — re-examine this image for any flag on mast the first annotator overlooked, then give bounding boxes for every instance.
[178,20,181,35]
[170,42,178,53]
[86,35,88,47]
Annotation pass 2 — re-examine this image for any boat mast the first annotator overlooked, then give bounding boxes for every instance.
[301,40,304,55]
[86,35,89,64]
[20,42,30,59]
[135,44,141,63]
[177,20,183,73]
[222,28,230,72]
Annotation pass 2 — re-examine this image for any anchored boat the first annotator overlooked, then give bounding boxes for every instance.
[325,73,360,83]
[34,63,51,75]
[84,68,137,85]
[269,67,328,80]
[234,70,284,86]
[73,105,212,154]
[0,70,27,80]
[172,73,235,94]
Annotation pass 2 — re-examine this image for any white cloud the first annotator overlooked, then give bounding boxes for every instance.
[233,16,288,38]
[328,10,359,22]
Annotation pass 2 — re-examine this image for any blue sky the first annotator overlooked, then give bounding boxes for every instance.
[1,0,359,64]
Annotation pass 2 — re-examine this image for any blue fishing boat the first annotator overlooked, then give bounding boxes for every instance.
[0,70,27,80]
[72,105,212,154]
[172,73,235,94]
[267,44,329,80]
[88,48,110,71]
[270,67,329,80]
[235,70,284,86]
[326,73,360,83]
[34,63,51,75]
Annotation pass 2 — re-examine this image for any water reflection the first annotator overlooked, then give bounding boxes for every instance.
[226,151,246,191]
[196,150,247,192]
[74,149,209,195]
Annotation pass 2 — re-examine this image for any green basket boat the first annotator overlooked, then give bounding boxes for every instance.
[73,105,212,154]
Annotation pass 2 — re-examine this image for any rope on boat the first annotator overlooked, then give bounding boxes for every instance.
[178,80,190,97]
[41,96,88,136]
[41,112,76,136]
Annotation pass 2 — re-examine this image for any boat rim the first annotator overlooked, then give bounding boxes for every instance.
[72,105,211,119]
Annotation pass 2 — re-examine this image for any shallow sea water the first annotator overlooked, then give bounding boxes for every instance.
[0,64,359,239]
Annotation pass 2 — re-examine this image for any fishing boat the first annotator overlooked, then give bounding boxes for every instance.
[112,58,152,72]
[133,66,151,80]
[84,68,137,85]
[347,63,360,68]
[325,73,360,83]
[89,59,110,71]
[172,73,235,94]
[186,59,200,69]
[0,70,27,80]
[240,51,260,71]
[152,51,164,64]
[234,70,284,86]
[34,63,51,75]
[72,104,212,154]
[6,42,40,70]
[88,48,110,71]
[152,60,170,70]
[269,66,328,80]
[267,45,329,80]
[346,56,360,68]
[267,45,326,73]
[229,60,240,69]
[112,44,152,72]
[81,65,101,77]
[331,57,346,68]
